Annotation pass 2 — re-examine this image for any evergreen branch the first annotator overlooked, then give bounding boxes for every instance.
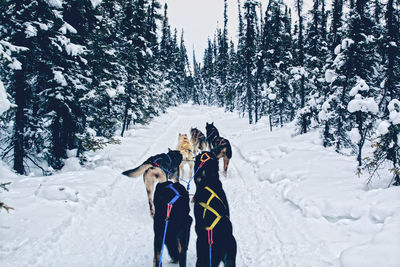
[25,155,48,176]
[0,202,14,213]
[0,182,11,192]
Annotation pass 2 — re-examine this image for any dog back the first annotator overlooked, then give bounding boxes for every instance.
[154,181,191,226]
[194,183,230,232]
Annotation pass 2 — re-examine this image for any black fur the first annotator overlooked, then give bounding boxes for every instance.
[122,150,182,179]
[205,122,220,147]
[206,123,232,160]
[193,152,237,267]
[153,181,192,267]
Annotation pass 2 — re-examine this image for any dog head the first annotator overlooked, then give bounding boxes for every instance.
[167,149,183,166]
[206,122,216,136]
[194,152,219,188]
[178,133,189,142]
[190,127,197,135]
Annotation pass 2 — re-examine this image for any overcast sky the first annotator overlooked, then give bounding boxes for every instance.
[159,0,323,63]
[159,0,239,62]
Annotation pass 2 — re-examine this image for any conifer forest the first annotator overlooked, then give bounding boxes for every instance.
[1,0,400,186]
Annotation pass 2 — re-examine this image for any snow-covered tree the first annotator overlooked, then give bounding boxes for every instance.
[366,100,400,186]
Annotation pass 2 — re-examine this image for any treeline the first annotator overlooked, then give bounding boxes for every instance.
[194,0,400,185]
[0,0,192,174]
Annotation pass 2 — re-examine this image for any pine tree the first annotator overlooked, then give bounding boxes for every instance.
[260,0,294,130]
[1,0,91,173]
[243,0,258,124]
[366,0,400,186]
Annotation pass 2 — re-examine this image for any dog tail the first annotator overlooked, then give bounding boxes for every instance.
[226,140,232,159]
[122,164,152,178]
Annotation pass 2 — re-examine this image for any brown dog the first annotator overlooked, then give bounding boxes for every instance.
[122,150,182,216]
[190,128,208,154]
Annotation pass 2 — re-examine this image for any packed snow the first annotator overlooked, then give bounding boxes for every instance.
[1,104,399,267]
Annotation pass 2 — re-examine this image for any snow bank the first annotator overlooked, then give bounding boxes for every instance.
[226,119,400,266]
[340,189,400,267]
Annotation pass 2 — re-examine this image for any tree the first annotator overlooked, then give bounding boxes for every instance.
[243,0,258,124]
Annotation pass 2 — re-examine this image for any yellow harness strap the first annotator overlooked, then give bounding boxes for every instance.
[199,186,226,230]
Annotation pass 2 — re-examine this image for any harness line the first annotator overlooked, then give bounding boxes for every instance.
[158,184,181,267]
[153,152,211,191]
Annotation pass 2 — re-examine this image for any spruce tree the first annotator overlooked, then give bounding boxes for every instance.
[243,0,258,124]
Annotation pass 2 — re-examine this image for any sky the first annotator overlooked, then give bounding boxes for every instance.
[159,0,239,62]
[159,0,325,63]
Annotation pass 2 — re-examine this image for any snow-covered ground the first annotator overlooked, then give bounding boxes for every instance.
[1,104,399,267]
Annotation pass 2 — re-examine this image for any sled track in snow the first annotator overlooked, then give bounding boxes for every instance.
[227,139,333,267]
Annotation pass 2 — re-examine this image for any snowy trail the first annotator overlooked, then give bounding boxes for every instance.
[1,104,400,267]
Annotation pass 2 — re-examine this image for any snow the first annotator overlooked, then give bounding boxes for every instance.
[349,128,361,143]
[1,104,399,267]
[349,78,370,96]
[60,23,78,34]
[388,99,400,125]
[7,59,22,70]
[106,88,117,98]
[53,70,68,86]
[24,23,37,38]
[91,0,102,8]
[46,0,63,8]
[0,80,11,115]
[325,69,337,83]
[334,44,341,55]
[268,93,277,100]
[348,94,379,114]
[377,120,390,135]
[57,36,85,56]
[341,38,354,50]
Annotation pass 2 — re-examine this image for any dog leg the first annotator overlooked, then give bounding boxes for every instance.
[223,157,230,174]
[192,140,198,154]
[144,174,156,216]
[165,234,179,264]
[180,164,185,180]
[223,235,237,267]
[154,228,163,267]
[172,168,180,183]
[188,161,193,178]
[177,238,187,267]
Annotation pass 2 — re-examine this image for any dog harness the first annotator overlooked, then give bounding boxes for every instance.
[198,186,226,267]
[158,183,181,267]
[199,186,226,230]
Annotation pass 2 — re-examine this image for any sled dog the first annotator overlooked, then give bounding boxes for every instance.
[122,149,182,216]
[193,152,237,267]
[190,127,208,154]
[176,133,194,179]
[206,122,232,173]
[153,181,192,267]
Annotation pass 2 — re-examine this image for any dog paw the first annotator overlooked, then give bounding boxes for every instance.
[169,259,179,264]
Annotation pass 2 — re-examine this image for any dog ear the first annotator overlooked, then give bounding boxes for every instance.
[168,148,172,152]
[211,122,214,126]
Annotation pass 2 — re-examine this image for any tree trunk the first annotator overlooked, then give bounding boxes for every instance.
[121,103,129,137]
[13,70,25,175]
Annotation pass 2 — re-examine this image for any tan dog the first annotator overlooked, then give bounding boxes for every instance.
[122,150,182,216]
[190,128,207,154]
[176,133,194,179]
